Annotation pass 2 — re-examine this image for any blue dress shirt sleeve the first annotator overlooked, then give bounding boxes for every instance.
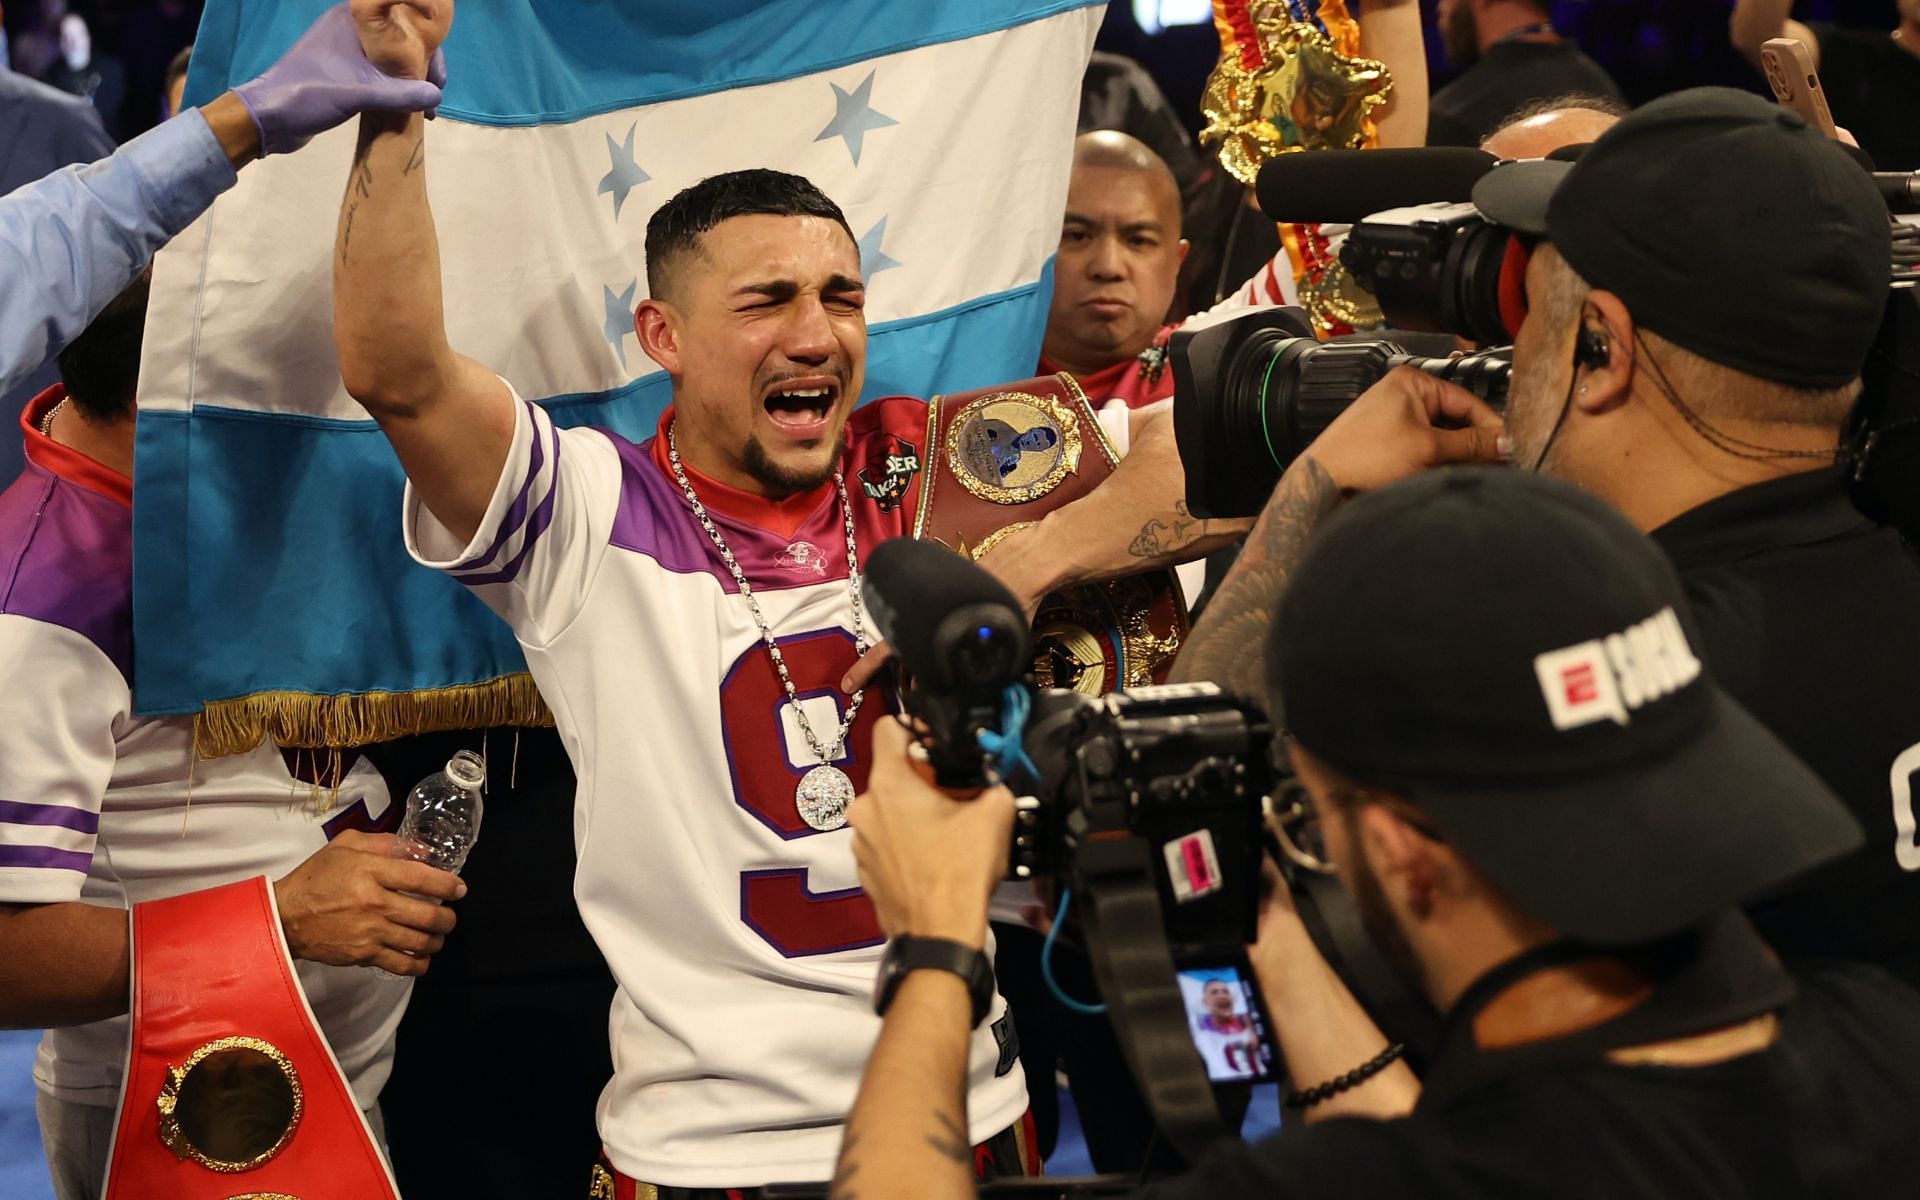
[0,108,239,399]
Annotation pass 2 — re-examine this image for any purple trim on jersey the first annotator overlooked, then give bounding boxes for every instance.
[722,628,858,842]
[605,435,853,592]
[454,419,562,587]
[0,799,100,834]
[462,398,549,572]
[739,868,885,957]
[0,844,94,873]
[0,461,134,681]
[321,795,399,840]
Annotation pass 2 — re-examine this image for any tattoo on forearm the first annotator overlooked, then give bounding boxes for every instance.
[1169,456,1340,706]
[926,1110,971,1167]
[339,157,374,265]
[402,136,425,176]
[1128,500,1214,559]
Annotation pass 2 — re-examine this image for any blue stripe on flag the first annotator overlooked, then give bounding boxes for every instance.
[183,0,1106,125]
[131,267,1055,714]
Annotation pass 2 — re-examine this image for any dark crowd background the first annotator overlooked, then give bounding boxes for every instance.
[1,1,1901,147]
[1099,1,1899,136]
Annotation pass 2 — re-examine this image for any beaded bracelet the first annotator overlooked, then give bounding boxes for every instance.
[1283,1042,1408,1109]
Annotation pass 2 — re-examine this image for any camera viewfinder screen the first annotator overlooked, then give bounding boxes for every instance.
[1177,965,1276,1084]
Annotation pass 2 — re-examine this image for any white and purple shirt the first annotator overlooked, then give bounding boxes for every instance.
[0,388,408,1109]
[406,387,1130,1185]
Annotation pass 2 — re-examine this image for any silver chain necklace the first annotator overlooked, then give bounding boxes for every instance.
[666,423,867,831]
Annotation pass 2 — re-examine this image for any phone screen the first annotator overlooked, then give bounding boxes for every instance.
[1177,963,1277,1084]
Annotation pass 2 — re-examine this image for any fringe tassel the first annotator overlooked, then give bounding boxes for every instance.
[192,673,554,758]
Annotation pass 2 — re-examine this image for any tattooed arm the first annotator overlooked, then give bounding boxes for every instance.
[833,972,979,1200]
[979,407,1254,613]
[837,719,1015,1200]
[1168,455,1338,706]
[333,1,512,545]
[1171,366,1508,706]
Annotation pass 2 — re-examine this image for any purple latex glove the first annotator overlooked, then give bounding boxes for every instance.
[232,2,445,157]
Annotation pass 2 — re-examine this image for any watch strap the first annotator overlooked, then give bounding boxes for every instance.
[878,935,995,1028]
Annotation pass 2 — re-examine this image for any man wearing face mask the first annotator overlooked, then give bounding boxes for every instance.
[1177,87,1920,995]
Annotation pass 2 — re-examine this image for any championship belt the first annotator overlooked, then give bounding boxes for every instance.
[103,876,399,1200]
[912,374,1187,694]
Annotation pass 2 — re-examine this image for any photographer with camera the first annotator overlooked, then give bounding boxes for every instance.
[1177,87,1920,992]
[836,468,1920,1198]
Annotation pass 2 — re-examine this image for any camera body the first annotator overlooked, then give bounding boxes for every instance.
[1012,684,1274,961]
[1171,308,1512,520]
[1339,201,1529,347]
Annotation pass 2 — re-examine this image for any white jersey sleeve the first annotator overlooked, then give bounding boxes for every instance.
[403,382,624,647]
[1095,398,1133,457]
[0,616,126,903]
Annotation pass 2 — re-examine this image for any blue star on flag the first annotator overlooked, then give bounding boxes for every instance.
[597,124,650,219]
[857,218,902,282]
[603,280,638,368]
[814,70,898,166]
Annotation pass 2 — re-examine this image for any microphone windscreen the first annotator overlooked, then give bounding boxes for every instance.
[863,538,1027,690]
[1255,147,1499,224]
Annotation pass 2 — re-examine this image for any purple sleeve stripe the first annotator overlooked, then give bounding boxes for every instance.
[453,422,562,588]
[460,400,550,572]
[0,844,94,873]
[0,799,101,834]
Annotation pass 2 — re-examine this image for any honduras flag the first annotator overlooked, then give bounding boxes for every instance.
[135,1,1105,750]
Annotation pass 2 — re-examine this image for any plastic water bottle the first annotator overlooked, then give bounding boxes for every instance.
[390,750,486,877]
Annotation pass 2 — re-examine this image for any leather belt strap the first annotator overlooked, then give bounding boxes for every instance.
[103,875,398,1200]
[913,373,1188,694]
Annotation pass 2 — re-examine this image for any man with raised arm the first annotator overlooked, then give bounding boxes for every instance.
[329,2,1271,1191]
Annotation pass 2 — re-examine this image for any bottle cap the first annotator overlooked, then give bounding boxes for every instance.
[444,750,486,792]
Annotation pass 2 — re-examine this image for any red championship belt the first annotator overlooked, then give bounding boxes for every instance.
[103,876,399,1200]
[912,373,1188,693]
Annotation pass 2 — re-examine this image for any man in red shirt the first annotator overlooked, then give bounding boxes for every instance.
[1038,131,1188,410]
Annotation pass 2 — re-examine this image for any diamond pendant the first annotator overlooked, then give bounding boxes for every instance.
[796,765,855,831]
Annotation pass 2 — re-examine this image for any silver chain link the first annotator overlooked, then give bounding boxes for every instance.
[666,423,868,766]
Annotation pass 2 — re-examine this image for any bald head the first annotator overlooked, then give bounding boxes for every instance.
[1074,130,1177,176]
[1044,131,1189,376]
[1482,104,1625,160]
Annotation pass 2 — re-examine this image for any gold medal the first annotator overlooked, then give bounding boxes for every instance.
[1200,13,1393,187]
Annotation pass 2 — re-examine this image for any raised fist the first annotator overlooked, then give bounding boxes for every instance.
[351,0,452,82]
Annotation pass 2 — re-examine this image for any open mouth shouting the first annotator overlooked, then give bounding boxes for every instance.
[761,375,844,443]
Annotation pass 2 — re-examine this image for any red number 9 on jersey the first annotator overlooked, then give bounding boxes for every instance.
[721,629,886,957]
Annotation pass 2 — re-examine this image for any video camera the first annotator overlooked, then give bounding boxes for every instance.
[1174,156,1920,530]
[862,539,1281,1171]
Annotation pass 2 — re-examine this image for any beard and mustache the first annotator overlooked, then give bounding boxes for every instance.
[742,424,850,496]
[1340,806,1434,1001]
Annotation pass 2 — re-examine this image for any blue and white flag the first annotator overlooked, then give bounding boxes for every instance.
[135,0,1104,748]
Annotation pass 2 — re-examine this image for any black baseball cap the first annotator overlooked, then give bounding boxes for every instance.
[1471,87,1891,389]
[1268,468,1861,945]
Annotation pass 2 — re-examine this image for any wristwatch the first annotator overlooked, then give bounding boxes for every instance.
[873,935,996,1028]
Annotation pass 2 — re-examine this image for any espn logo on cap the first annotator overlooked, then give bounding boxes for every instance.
[1533,606,1703,730]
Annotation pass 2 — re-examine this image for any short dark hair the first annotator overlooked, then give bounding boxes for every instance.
[58,272,150,423]
[643,169,856,302]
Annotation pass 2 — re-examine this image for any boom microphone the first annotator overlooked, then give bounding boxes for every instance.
[1875,172,1920,213]
[862,538,1028,695]
[1255,147,1498,224]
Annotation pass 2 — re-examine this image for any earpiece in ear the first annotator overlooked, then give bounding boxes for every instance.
[1576,328,1610,370]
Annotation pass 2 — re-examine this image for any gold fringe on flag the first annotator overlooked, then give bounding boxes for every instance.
[192,673,554,759]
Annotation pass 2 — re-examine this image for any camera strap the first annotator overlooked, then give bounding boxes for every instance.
[1075,840,1234,1166]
